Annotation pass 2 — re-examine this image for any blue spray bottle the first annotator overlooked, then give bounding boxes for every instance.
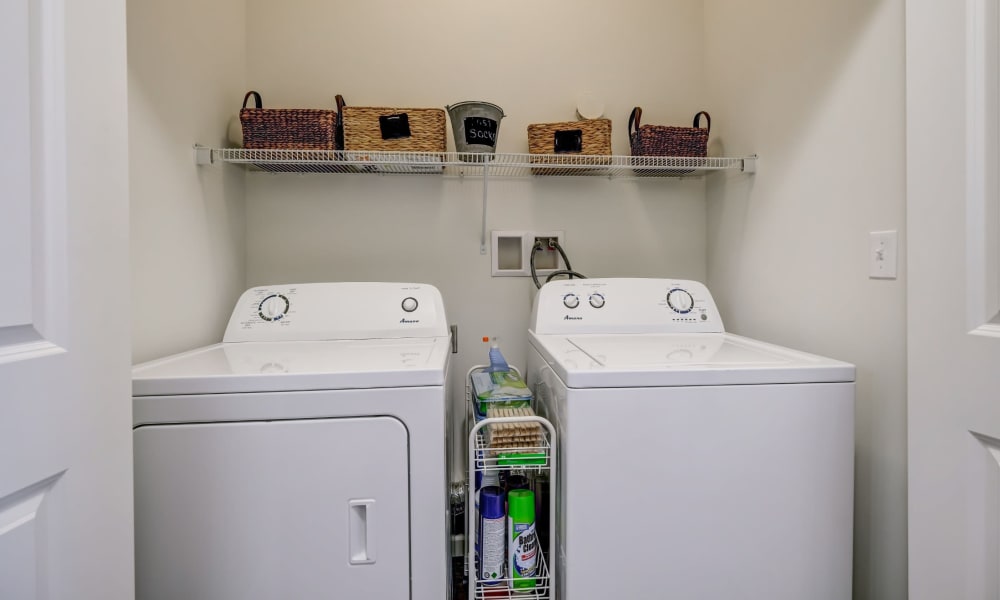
[487,337,510,373]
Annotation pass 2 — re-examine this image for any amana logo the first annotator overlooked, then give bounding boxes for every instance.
[564,315,583,320]
[400,318,420,324]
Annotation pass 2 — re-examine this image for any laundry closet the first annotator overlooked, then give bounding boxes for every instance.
[128,1,907,599]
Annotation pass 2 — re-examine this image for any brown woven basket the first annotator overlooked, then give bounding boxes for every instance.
[341,106,447,153]
[239,91,341,150]
[629,107,710,157]
[527,118,612,157]
[527,118,611,174]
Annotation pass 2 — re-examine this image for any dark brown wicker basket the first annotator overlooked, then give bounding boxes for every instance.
[341,106,447,153]
[239,91,341,150]
[629,107,710,157]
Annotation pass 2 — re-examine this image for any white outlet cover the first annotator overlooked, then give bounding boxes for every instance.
[491,230,565,277]
[869,230,898,279]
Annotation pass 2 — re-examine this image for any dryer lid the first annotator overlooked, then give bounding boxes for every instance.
[530,332,855,388]
[132,337,451,396]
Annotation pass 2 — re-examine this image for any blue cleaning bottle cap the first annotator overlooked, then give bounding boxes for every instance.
[480,485,505,519]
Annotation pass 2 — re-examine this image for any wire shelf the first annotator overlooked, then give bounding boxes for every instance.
[210,148,754,178]
[471,547,552,600]
[465,365,558,600]
[475,429,552,474]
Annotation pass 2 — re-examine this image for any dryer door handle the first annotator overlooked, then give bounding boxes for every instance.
[348,499,377,565]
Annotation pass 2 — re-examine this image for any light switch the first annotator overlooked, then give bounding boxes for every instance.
[869,230,898,279]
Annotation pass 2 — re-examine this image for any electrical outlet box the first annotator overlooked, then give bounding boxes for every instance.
[491,230,565,277]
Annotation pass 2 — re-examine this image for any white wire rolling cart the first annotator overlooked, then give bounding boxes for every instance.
[465,365,557,600]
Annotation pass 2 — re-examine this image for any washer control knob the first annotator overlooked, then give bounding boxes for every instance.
[666,288,694,314]
[401,297,419,312]
[259,294,289,321]
[589,293,606,308]
[563,293,580,309]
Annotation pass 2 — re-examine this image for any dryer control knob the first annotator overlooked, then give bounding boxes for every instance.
[563,293,580,309]
[589,293,606,308]
[666,288,694,314]
[259,294,289,321]
[401,297,419,312]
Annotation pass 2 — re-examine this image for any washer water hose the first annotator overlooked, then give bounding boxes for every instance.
[530,239,587,289]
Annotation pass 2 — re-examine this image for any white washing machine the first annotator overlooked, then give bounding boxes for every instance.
[132,282,452,600]
[526,278,855,600]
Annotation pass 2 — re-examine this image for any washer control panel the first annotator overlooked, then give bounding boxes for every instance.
[224,282,448,342]
[531,278,723,335]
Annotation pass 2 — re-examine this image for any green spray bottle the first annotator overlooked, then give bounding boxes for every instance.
[507,489,537,591]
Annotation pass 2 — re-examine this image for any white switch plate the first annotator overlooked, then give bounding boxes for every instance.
[869,230,898,279]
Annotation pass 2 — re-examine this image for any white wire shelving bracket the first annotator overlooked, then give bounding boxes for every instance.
[195,146,758,253]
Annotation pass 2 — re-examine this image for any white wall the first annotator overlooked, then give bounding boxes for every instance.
[127,1,909,596]
[243,0,710,476]
[128,0,248,363]
[703,2,907,600]
[244,0,706,155]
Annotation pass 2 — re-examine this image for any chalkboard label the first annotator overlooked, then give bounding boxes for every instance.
[379,113,411,140]
[464,117,498,147]
[554,129,583,153]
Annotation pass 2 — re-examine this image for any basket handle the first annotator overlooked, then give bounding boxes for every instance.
[335,94,346,149]
[242,91,262,110]
[628,107,642,137]
[694,111,711,132]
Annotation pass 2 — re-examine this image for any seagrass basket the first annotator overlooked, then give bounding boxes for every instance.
[527,118,612,157]
[341,106,447,153]
[527,118,612,174]
[239,91,340,150]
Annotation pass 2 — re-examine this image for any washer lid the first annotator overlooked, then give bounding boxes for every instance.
[132,337,450,396]
[530,332,855,388]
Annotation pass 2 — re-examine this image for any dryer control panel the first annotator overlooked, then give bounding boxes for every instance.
[530,278,724,335]
[224,282,448,342]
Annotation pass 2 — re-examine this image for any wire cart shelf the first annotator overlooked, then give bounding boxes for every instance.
[466,365,557,600]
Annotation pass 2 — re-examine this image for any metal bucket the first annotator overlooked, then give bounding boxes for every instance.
[446,101,505,160]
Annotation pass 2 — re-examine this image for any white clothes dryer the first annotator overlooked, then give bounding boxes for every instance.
[132,282,452,600]
[526,278,855,600]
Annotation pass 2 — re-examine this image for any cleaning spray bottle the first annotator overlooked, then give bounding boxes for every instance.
[487,337,510,373]
[470,337,532,422]
[479,485,506,586]
[508,488,538,592]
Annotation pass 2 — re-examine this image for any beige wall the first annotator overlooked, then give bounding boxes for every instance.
[704,2,907,599]
[244,0,706,155]
[128,0,248,363]
[242,0,711,477]
[128,1,908,597]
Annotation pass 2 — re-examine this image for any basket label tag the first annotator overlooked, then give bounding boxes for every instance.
[464,117,498,147]
[553,129,583,153]
[379,113,412,140]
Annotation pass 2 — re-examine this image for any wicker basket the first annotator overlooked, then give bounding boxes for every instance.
[239,91,340,151]
[341,105,447,153]
[628,107,710,157]
[527,118,611,174]
[527,118,612,157]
